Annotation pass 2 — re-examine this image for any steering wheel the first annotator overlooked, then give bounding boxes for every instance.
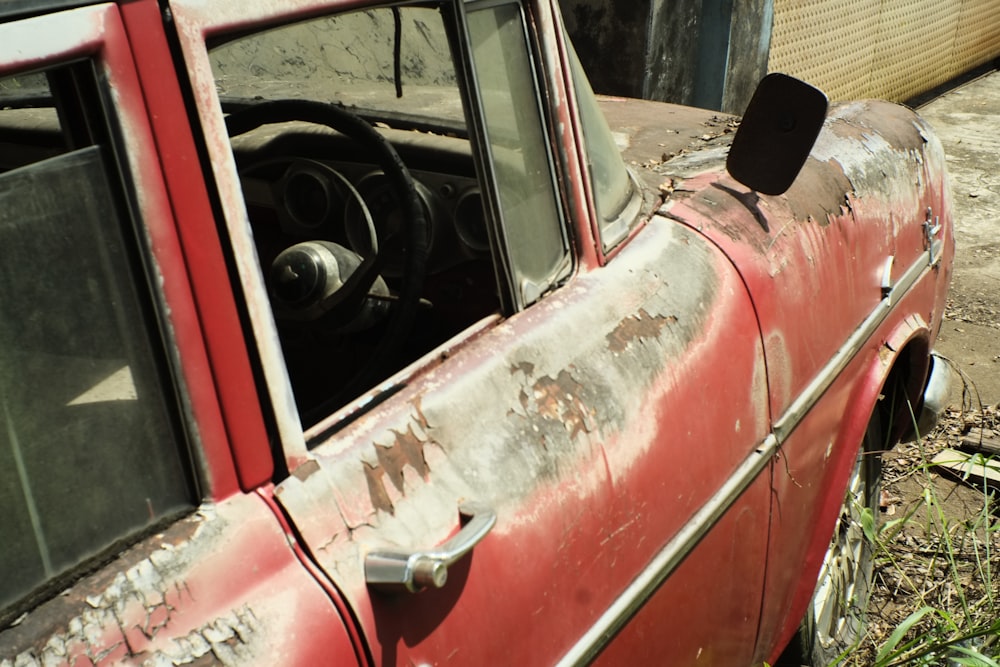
[226,99,429,413]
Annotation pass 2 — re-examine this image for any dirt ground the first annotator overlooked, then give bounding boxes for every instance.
[917,68,1000,407]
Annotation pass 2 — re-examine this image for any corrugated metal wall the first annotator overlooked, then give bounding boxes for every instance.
[769,0,1000,102]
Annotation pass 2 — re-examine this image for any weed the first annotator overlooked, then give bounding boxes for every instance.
[843,392,1000,666]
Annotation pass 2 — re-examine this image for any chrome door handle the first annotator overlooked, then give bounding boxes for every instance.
[365,501,496,593]
[880,255,894,297]
[924,206,943,266]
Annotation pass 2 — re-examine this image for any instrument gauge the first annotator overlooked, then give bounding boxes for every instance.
[344,172,434,277]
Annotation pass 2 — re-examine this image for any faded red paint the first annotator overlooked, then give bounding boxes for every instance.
[271,216,772,665]
[121,0,274,494]
[608,94,952,663]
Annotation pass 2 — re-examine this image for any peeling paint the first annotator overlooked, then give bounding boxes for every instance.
[3,543,209,666]
[611,93,947,427]
[2,514,203,664]
[272,207,773,666]
[606,308,677,353]
[142,605,260,666]
[296,221,725,524]
[518,369,597,440]
[362,405,433,514]
[1,495,350,667]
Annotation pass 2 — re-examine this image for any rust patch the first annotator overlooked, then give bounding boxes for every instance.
[291,458,320,482]
[364,463,395,515]
[520,369,597,440]
[511,361,535,376]
[784,156,853,224]
[607,308,676,353]
[363,405,433,514]
[375,425,431,491]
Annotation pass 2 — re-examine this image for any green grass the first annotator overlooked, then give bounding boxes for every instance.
[843,382,1000,666]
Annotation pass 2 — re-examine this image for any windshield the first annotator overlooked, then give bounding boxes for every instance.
[566,39,640,249]
[210,7,467,131]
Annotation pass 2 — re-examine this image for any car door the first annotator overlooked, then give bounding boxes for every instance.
[0,4,355,664]
[168,0,775,663]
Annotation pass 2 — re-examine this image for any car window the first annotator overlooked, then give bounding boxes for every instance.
[565,40,642,251]
[465,1,568,303]
[0,64,194,620]
[206,2,569,426]
[211,8,466,128]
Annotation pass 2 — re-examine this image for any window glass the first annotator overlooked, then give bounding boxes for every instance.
[211,7,499,425]
[211,7,465,130]
[467,3,567,303]
[0,68,192,614]
[565,40,641,250]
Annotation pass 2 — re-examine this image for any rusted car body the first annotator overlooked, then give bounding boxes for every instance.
[0,0,952,665]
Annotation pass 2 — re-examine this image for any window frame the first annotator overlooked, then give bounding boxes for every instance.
[169,0,579,456]
[0,6,212,491]
[452,0,573,310]
[0,2,223,620]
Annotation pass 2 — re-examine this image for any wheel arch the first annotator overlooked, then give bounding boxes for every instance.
[860,317,933,455]
[767,317,933,665]
[816,314,932,496]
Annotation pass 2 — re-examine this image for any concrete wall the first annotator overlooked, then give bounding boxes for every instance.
[559,0,653,100]
[564,0,1000,112]
[562,0,772,114]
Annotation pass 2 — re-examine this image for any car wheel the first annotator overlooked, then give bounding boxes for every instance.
[785,415,883,666]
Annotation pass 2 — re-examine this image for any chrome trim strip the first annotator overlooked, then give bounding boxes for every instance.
[557,435,779,667]
[880,255,894,297]
[557,241,943,666]
[773,239,941,443]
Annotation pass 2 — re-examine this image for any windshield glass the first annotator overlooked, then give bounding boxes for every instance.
[566,40,640,249]
[210,7,466,130]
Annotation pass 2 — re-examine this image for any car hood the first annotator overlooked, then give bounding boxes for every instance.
[598,94,945,228]
[598,95,737,199]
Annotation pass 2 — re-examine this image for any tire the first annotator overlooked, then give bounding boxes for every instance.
[782,415,883,666]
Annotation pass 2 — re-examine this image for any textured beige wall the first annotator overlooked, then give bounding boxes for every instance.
[769,0,1000,102]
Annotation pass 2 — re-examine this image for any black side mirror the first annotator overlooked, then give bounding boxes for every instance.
[726,73,828,196]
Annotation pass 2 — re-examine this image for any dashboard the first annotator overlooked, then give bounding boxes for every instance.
[233,122,495,281]
[231,122,501,419]
[240,155,490,279]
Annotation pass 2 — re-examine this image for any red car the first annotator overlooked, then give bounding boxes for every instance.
[0,0,953,665]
